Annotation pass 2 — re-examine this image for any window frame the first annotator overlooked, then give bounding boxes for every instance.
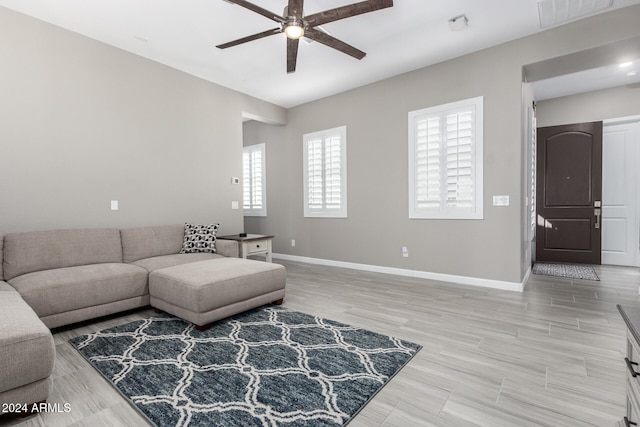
[303,125,348,218]
[408,96,484,220]
[242,143,267,217]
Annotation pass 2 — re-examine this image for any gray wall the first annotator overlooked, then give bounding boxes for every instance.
[245,5,640,284]
[0,6,285,236]
[537,85,640,127]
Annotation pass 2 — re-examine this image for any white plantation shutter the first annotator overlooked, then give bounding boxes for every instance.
[242,143,266,216]
[303,126,347,218]
[307,138,324,210]
[446,109,474,208]
[243,151,251,209]
[250,149,263,209]
[414,116,442,210]
[409,97,483,219]
[530,114,537,235]
[325,135,342,209]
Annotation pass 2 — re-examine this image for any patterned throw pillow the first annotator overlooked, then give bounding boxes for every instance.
[180,223,219,254]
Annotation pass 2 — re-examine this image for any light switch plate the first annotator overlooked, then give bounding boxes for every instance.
[110,200,119,211]
[231,201,239,210]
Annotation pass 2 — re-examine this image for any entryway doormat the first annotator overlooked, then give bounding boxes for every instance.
[532,262,599,281]
[69,306,421,427]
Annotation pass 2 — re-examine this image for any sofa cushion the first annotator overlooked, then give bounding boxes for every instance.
[120,224,186,263]
[0,281,15,292]
[3,228,123,281]
[180,223,219,254]
[8,263,148,318]
[0,292,55,395]
[132,253,223,273]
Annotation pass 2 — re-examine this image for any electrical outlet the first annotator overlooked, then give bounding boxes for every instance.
[110,200,119,211]
[402,246,409,257]
[231,201,239,210]
[291,239,296,247]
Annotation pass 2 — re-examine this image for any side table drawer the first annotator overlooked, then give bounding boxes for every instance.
[247,240,268,254]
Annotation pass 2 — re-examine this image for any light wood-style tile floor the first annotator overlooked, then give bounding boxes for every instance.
[2,261,639,427]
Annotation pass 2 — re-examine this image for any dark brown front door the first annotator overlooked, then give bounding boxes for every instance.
[536,122,603,264]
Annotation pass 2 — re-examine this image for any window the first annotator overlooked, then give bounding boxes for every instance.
[303,126,347,218]
[243,143,266,216]
[409,96,483,219]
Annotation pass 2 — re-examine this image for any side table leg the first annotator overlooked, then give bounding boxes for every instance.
[266,240,272,263]
[240,241,247,259]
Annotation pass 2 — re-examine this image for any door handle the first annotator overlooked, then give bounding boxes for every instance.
[594,208,601,229]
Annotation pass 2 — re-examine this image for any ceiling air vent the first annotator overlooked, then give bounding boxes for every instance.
[537,0,613,28]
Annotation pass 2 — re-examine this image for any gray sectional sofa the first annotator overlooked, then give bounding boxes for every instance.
[0,224,286,413]
[0,281,55,414]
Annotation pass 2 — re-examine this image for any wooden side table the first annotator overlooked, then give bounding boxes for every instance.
[217,234,274,262]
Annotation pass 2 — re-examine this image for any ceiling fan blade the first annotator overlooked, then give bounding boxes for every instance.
[305,0,393,27]
[216,27,282,49]
[287,38,299,73]
[287,0,304,19]
[223,0,285,23]
[304,27,366,60]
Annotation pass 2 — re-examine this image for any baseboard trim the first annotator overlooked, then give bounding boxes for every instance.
[522,265,532,291]
[273,253,525,292]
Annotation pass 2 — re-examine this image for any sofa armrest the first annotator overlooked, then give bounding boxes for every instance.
[217,239,239,258]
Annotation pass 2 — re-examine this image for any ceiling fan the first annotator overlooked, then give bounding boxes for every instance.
[216,0,394,73]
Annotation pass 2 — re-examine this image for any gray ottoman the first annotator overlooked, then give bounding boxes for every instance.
[149,258,286,328]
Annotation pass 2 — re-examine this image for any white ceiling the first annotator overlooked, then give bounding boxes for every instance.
[1,0,639,108]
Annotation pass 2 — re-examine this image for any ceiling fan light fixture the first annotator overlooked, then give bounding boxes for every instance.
[284,18,305,39]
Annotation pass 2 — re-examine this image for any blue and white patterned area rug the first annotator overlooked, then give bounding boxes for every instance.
[532,262,599,281]
[69,306,421,427]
